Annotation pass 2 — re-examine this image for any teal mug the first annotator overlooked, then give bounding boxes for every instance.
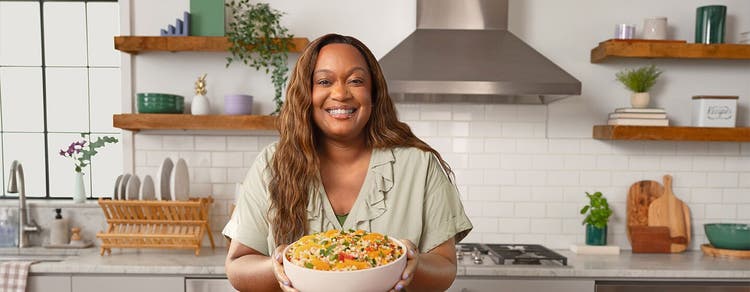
[695,5,727,44]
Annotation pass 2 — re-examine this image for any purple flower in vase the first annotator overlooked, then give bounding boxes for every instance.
[59,134,118,173]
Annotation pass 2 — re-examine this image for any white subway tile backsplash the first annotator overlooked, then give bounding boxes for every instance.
[178,151,211,167]
[562,218,583,234]
[741,173,750,187]
[502,123,536,138]
[419,104,452,120]
[738,205,750,219]
[705,204,737,219]
[243,152,261,167]
[228,168,249,183]
[395,104,420,120]
[580,140,612,154]
[514,203,546,218]
[472,217,499,233]
[452,138,483,153]
[516,171,547,186]
[209,168,228,184]
[706,172,739,188]
[532,155,565,170]
[163,136,194,150]
[530,219,561,234]
[212,152,244,167]
[532,123,546,138]
[409,121,439,137]
[660,156,693,171]
[481,202,514,217]
[443,153,468,169]
[548,139,580,154]
[469,122,503,137]
[497,218,530,233]
[482,170,514,186]
[195,136,227,151]
[462,201,484,217]
[688,188,722,204]
[135,135,163,150]
[451,104,485,121]
[485,105,517,121]
[725,157,750,171]
[516,139,547,153]
[482,233,514,243]
[484,138,516,153]
[611,171,643,187]
[467,186,500,201]
[708,143,740,156]
[563,155,596,170]
[145,151,178,166]
[546,171,579,186]
[723,189,750,204]
[676,142,708,155]
[455,169,484,185]
[227,136,258,151]
[692,156,725,171]
[531,187,563,202]
[257,136,279,148]
[515,105,547,122]
[423,137,451,154]
[545,203,579,218]
[500,154,532,170]
[514,234,545,244]
[742,143,750,155]
[500,186,531,201]
[643,141,676,155]
[212,183,236,198]
[192,168,211,183]
[687,203,704,219]
[596,155,629,170]
[191,183,212,197]
[629,156,661,170]
[469,154,500,169]
[437,121,469,136]
[579,171,611,187]
[612,141,645,154]
[672,172,707,188]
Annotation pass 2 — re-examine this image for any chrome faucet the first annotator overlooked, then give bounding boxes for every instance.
[7,161,40,247]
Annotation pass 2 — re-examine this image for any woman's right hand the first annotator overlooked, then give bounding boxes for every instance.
[272,245,299,292]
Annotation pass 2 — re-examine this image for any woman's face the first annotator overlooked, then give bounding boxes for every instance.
[311,43,373,143]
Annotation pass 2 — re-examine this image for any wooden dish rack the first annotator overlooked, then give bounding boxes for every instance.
[96,197,215,256]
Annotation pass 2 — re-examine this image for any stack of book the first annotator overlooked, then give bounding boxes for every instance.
[607,108,669,126]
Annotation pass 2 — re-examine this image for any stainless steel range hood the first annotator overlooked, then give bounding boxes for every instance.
[379,0,581,104]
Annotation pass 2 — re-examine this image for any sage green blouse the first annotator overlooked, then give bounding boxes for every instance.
[222,143,473,256]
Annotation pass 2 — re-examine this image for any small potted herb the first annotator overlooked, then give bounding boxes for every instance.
[615,65,662,108]
[580,191,613,246]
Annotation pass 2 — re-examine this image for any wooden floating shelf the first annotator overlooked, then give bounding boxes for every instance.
[593,125,750,142]
[113,114,277,132]
[591,39,750,63]
[114,36,310,54]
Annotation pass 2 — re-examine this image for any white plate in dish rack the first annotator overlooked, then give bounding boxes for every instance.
[113,174,123,200]
[125,175,140,200]
[140,174,156,200]
[170,158,189,201]
[155,158,173,201]
[118,173,131,200]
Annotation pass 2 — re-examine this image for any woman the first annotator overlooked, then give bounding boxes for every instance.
[223,34,473,292]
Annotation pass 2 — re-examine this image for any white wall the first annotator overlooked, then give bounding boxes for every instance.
[124,0,750,250]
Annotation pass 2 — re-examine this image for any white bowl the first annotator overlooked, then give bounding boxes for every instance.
[283,237,407,292]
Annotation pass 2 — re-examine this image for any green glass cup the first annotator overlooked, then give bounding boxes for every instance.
[695,5,727,44]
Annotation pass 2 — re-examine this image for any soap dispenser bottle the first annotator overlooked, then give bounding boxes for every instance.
[50,208,69,245]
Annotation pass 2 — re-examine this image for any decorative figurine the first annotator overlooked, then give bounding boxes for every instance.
[191,73,211,115]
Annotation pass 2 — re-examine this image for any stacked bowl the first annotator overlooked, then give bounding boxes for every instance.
[137,93,184,114]
[740,31,750,44]
[224,94,253,115]
[704,223,750,250]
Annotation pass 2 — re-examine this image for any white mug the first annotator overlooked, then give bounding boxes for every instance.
[643,17,667,40]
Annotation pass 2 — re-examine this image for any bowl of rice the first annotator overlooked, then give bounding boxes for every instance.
[283,229,407,292]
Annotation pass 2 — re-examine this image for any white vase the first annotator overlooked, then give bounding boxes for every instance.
[630,92,651,108]
[72,172,86,203]
[191,94,211,115]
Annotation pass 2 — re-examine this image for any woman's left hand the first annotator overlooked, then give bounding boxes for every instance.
[389,239,419,292]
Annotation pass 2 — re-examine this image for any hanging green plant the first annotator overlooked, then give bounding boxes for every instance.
[225,1,293,115]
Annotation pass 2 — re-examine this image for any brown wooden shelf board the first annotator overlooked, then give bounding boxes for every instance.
[593,125,750,142]
[591,39,750,63]
[113,114,277,132]
[114,36,309,54]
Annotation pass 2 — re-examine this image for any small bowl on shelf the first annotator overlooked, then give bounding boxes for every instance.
[704,223,750,250]
[137,93,184,114]
[224,94,253,115]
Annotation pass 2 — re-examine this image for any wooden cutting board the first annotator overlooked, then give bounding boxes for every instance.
[647,175,691,253]
[626,179,665,252]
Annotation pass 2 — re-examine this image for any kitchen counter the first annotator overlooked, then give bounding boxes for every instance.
[7,248,750,280]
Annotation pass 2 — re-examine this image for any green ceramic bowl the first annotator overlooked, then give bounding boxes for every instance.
[704,223,750,250]
[137,93,184,113]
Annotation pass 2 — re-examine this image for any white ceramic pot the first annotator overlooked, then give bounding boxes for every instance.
[191,94,211,115]
[630,92,651,108]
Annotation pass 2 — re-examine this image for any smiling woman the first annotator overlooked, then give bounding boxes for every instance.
[223,34,472,292]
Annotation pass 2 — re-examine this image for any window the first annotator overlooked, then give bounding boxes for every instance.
[0,0,122,199]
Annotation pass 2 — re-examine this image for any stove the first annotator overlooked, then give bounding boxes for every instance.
[456,243,567,267]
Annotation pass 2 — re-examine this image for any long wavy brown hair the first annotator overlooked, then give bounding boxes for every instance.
[269,33,453,245]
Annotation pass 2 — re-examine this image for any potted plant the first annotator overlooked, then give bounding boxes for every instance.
[580,191,613,246]
[615,65,662,108]
[225,0,294,115]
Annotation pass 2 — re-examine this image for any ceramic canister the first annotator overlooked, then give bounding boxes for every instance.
[224,94,253,115]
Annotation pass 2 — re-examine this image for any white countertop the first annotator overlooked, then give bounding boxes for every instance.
[5,247,750,280]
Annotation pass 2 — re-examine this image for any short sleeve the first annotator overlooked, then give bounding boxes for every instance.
[419,154,473,252]
[221,144,275,256]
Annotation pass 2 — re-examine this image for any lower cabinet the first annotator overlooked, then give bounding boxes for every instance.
[186,278,236,292]
[72,275,184,292]
[447,278,595,292]
[27,275,71,292]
